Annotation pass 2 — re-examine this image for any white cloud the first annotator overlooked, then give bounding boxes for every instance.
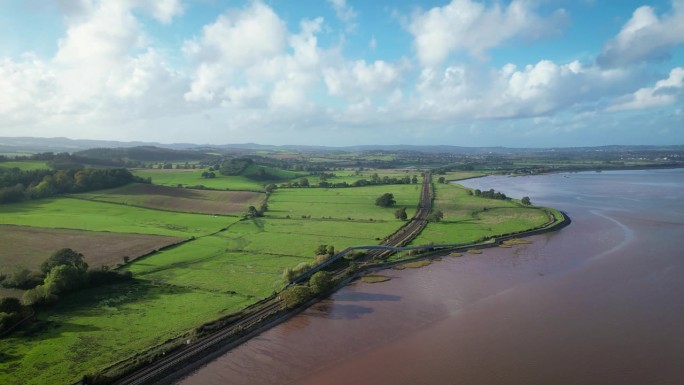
[608,67,684,111]
[598,1,684,67]
[324,60,403,101]
[0,0,187,134]
[183,2,287,103]
[328,0,358,31]
[408,0,567,67]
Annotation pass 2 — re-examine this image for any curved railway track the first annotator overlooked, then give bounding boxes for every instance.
[113,173,433,385]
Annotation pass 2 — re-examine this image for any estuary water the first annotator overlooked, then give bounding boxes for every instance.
[178,169,684,385]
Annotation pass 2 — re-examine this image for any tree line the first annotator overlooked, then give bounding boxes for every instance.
[0,167,143,204]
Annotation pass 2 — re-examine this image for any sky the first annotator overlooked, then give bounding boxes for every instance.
[0,0,683,147]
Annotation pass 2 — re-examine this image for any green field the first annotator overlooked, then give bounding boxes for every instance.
[132,165,305,191]
[267,184,421,221]
[0,161,50,170]
[0,198,238,237]
[74,183,264,215]
[411,183,550,246]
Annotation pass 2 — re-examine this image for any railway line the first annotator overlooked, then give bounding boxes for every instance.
[112,173,433,385]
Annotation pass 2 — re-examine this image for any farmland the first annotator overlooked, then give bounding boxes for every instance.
[0,174,416,384]
[0,225,182,272]
[0,198,237,237]
[0,161,50,170]
[132,164,305,191]
[267,184,421,220]
[74,183,264,215]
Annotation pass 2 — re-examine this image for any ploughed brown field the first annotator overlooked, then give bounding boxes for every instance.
[74,183,265,215]
[0,224,183,271]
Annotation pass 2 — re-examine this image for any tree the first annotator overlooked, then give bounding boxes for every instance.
[521,196,532,205]
[40,248,88,275]
[411,175,418,184]
[246,205,258,218]
[326,245,335,256]
[438,176,446,183]
[280,285,313,309]
[375,193,396,207]
[395,207,408,221]
[299,177,310,187]
[43,264,88,294]
[309,271,334,295]
[315,244,328,256]
[430,210,444,222]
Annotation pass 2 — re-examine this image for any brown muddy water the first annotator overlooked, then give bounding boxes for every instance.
[178,169,684,385]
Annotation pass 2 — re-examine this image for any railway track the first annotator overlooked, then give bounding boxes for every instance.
[112,173,433,385]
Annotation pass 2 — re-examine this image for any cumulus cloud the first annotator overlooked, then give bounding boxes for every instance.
[608,67,684,111]
[408,0,568,67]
[0,0,186,132]
[183,2,288,103]
[324,60,403,101]
[598,1,684,67]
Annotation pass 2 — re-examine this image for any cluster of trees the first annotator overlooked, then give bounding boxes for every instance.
[281,244,336,283]
[467,188,510,201]
[375,193,396,207]
[280,270,335,309]
[0,167,142,204]
[200,171,216,179]
[395,207,408,221]
[220,158,253,176]
[0,249,132,308]
[246,203,269,218]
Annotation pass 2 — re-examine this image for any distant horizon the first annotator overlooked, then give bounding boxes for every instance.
[1,135,683,151]
[1,1,682,147]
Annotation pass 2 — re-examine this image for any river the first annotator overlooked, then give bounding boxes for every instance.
[177,169,684,385]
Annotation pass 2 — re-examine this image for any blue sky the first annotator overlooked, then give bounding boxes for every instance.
[0,0,682,147]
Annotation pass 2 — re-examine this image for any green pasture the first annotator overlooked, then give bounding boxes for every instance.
[268,184,421,221]
[0,161,50,171]
[0,281,250,385]
[0,198,238,237]
[411,183,550,246]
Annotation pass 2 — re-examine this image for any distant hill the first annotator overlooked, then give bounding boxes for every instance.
[75,146,210,162]
[1,136,682,155]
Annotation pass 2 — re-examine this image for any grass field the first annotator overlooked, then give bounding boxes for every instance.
[74,183,264,215]
[0,161,50,170]
[267,184,421,221]
[0,281,251,385]
[132,165,305,191]
[0,224,183,272]
[0,198,239,237]
[411,183,550,246]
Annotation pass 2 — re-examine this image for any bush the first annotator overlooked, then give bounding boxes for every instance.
[21,285,58,307]
[0,297,21,313]
[1,267,43,290]
[309,271,334,295]
[280,285,313,309]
